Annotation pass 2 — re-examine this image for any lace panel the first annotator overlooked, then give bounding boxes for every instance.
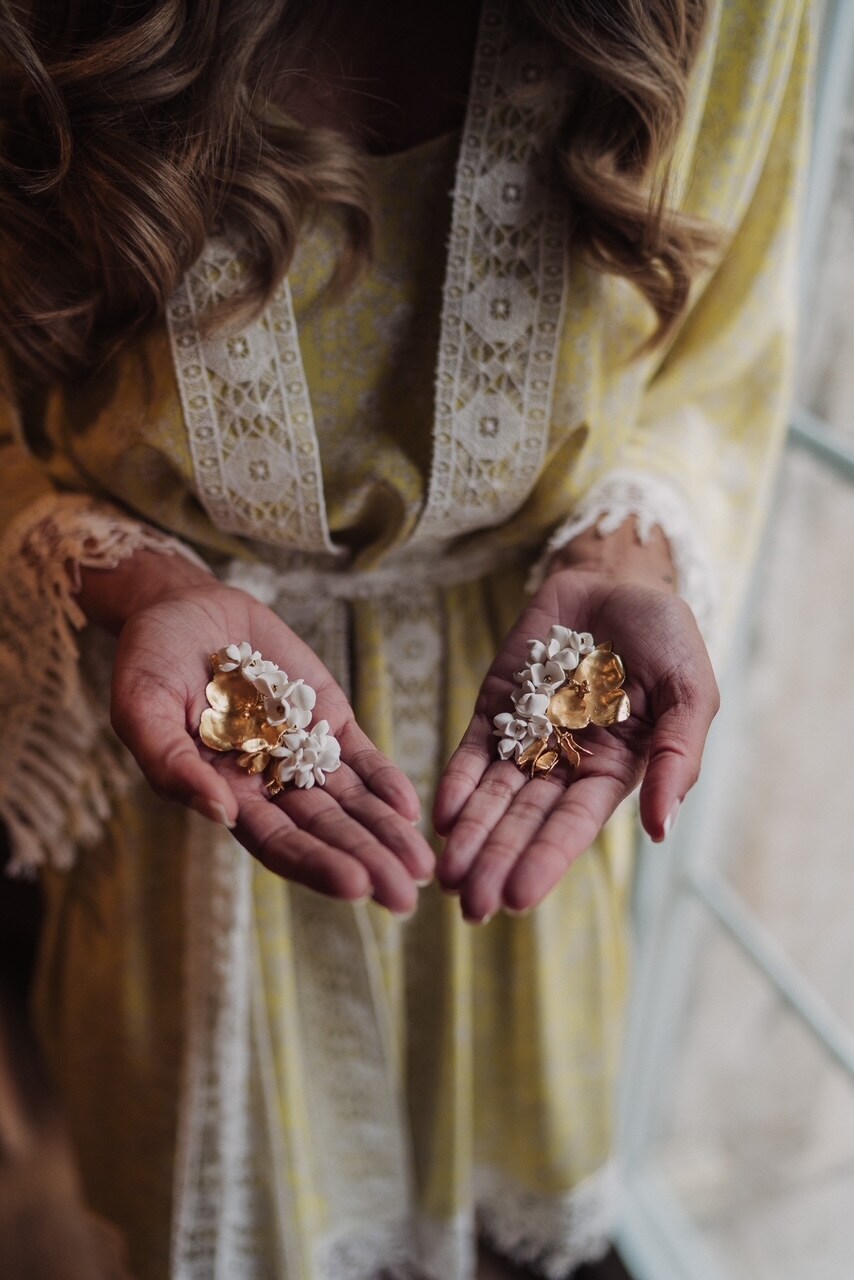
[475,1162,618,1280]
[170,823,267,1278]
[0,494,200,875]
[530,468,720,646]
[166,239,338,554]
[412,0,568,544]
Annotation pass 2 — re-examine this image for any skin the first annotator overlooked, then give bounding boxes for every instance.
[78,519,718,922]
[75,2,720,920]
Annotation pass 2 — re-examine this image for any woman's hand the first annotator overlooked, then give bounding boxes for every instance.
[434,528,719,922]
[79,550,435,915]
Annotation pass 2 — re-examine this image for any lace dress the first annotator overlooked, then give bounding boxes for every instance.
[0,1,813,1276]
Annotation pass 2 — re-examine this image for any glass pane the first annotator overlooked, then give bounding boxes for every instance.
[800,83,854,431]
[652,927,854,1280]
[699,447,854,1031]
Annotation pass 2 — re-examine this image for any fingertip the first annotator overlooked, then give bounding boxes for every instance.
[191,795,236,829]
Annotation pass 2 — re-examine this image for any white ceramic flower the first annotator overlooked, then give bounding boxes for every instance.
[519,658,566,695]
[254,669,290,701]
[272,720,341,789]
[494,700,552,760]
[216,641,257,672]
[512,690,551,722]
[526,626,595,677]
[243,654,279,682]
[264,678,316,729]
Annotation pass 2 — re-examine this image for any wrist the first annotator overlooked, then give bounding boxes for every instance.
[77,547,214,634]
[546,517,677,594]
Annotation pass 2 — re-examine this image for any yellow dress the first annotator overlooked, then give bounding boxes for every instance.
[0,2,813,1277]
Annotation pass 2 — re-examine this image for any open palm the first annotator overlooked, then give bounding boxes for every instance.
[112,580,434,914]
[434,568,719,922]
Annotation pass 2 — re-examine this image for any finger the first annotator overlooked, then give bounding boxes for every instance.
[436,759,527,890]
[236,793,372,901]
[433,712,495,836]
[456,776,565,922]
[111,676,239,826]
[276,785,419,915]
[340,721,422,823]
[639,684,719,842]
[323,765,436,885]
[502,772,628,913]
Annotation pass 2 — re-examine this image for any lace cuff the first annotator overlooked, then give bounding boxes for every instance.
[529,468,719,644]
[0,493,207,876]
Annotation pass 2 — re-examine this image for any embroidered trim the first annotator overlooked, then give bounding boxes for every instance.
[475,1162,619,1280]
[529,468,720,644]
[170,823,259,1278]
[413,0,568,544]
[166,238,338,554]
[0,494,201,875]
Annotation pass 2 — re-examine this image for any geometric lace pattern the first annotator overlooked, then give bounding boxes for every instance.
[413,0,569,544]
[166,0,568,559]
[166,240,337,554]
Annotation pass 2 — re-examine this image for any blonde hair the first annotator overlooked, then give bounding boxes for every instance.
[0,0,714,384]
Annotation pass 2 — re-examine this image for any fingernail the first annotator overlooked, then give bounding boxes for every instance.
[504,905,532,919]
[662,800,681,841]
[394,905,418,921]
[415,875,434,888]
[463,912,494,927]
[192,796,235,829]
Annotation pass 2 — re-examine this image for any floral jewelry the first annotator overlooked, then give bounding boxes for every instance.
[494,626,630,778]
[199,642,341,793]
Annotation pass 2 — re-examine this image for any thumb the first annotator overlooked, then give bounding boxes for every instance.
[639,676,719,842]
[111,670,239,827]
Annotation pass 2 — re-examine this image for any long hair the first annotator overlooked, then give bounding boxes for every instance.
[0,0,714,384]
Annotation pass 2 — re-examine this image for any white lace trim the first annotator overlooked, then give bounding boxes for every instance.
[411,0,568,545]
[0,494,202,876]
[166,238,338,554]
[475,1161,619,1280]
[167,0,568,559]
[307,1164,617,1280]
[530,468,720,643]
[170,823,258,1278]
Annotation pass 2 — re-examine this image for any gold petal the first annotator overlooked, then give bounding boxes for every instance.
[205,678,232,713]
[547,686,591,731]
[576,644,626,694]
[239,738,270,754]
[238,751,270,773]
[200,708,242,752]
[517,739,546,769]
[588,688,631,726]
[533,750,559,775]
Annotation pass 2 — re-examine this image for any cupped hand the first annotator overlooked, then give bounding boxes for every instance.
[102,561,434,914]
[433,567,719,921]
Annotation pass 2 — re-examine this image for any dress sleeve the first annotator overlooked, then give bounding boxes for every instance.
[538,0,815,654]
[0,363,206,875]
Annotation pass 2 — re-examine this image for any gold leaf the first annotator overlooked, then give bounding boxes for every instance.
[238,751,270,773]
[576,644,625,692]
[547,643,630,732]
[533,750,559,775]
[517,739,545,769]
[200,707,244,752]
[199,665,269,752]
[588,688,631,727]
[548,684,591,730]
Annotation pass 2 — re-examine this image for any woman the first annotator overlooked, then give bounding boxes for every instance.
[0,0,813,1277]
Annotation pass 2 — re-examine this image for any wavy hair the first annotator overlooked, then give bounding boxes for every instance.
[0,0,714,384]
